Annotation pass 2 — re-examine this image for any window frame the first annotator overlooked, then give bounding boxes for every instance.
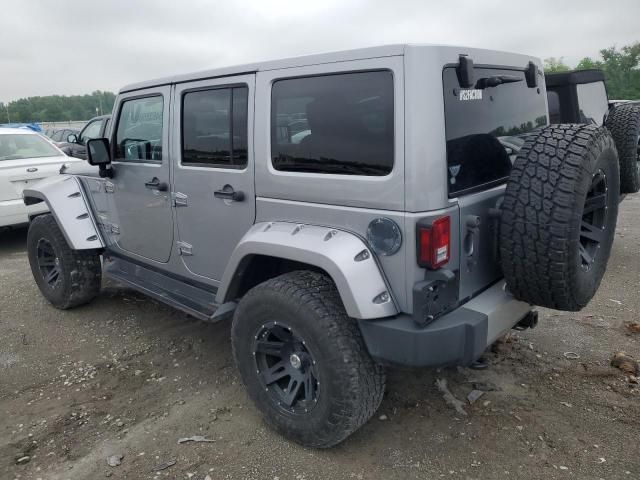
[78,119,103,145]
[269,69,396,178]
[179,83,249,171]
[111,93,165,164]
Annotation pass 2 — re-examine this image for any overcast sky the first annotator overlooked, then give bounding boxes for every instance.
[1,0,638,103]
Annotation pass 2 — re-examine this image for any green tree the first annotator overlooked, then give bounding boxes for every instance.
[544,57,570,73]
[575,57,603,70]
[598,43,640,99]
[574,43,640,100]
[1,91,116,123]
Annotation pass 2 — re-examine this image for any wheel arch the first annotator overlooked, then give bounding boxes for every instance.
[23,175,105,250]
[217,222,398,319]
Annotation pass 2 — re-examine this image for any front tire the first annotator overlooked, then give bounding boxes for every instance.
[27,214,102,309]
[231,270,385,448]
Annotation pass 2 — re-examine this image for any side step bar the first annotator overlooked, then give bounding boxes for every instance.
[103,255,234,322]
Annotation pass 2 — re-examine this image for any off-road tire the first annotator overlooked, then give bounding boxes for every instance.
[605,103,640,193]
[231,270,385,448]
[27,214,102,309]
[500,124,619,311]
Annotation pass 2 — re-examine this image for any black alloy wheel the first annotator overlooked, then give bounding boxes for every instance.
[27,214,102,309]
[579,169,609,271]
[253,321,319,414]
[232,270,386,448]
[36,237,62,288]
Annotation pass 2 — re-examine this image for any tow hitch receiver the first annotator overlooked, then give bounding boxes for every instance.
[513,310,539,331]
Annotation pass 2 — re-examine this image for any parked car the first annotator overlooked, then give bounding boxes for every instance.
[545,69,640,193]
[0,123,42,133]
[57,115,111,159]
[47,128,80,145]
[23,45,632,447]
[0,128,80,228]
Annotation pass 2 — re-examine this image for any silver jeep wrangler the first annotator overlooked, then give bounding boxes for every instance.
[24,44,633,448]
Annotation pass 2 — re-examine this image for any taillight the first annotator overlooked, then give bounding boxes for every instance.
[417,216,450,269]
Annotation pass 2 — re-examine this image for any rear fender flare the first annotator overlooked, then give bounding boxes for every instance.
[23,175,104,250]
[217,222,398,319]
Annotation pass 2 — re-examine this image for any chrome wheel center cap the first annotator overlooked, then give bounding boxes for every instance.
[289,353,302,370]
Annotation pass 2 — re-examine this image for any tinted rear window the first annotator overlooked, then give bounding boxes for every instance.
[443,67,548,196]
[271,71,394,176]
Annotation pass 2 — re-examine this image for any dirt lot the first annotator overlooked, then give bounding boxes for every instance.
[1,194,639,480]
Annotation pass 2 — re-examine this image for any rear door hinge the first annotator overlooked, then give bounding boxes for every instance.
[177,241,193,256]
[110,224,120,235]
[105,181,115,193]
[172,192,188,207]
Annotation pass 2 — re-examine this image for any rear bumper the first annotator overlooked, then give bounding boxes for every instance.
[358,281,532,367]
[0,199,48,227]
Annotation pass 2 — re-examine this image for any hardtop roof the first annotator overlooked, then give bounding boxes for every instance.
[120,44,406,93]
[545,69,605,87]
[120,44,543,94]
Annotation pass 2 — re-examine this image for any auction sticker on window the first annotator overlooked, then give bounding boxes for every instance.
[459,89,483,101]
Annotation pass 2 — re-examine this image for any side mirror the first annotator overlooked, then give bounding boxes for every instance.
[67,133,78,144]
[87,138,114,178]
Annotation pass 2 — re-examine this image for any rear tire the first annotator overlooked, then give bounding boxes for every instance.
[605,103,640,194]
[27,214,102,309]
[500,124,619,311]
[231,270,385,448]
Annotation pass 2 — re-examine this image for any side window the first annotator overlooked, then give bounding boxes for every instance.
[271,71,394,176]
[103,118,110,136]
[547,91,561,124]
[115,96,164,162]
[79,120,102,144]
[576,82,609,126]
[181,86,248,168]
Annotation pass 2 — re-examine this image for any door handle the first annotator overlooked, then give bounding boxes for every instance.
[144,177,168,191]
[214,184,244,202]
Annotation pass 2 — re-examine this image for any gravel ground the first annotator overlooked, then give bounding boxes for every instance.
[1,194,639,480]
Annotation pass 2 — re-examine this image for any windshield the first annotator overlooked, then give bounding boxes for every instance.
[0,134,61,161]
[443,66,548,196]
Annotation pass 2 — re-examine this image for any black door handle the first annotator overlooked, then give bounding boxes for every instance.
[214,184,244,202]
[144,177,168,191]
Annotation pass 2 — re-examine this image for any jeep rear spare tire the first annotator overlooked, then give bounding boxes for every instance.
[500,124,619,311]
[231,270,385,448]
[605,103,640,194]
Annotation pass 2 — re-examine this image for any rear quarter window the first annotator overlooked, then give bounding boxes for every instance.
[271,70,394,176]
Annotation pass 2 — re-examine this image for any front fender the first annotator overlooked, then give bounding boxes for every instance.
[217,222,398,319]
[23,175,104,250]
